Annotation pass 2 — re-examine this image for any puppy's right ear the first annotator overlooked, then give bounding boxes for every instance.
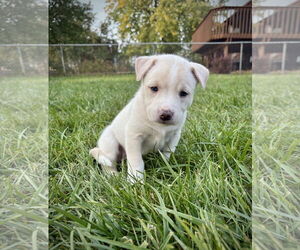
[190,62,209,89]
[135,56,156,81]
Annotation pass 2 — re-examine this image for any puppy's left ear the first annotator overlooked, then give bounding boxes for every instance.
[135,56,156,81]
[190,62,209,88]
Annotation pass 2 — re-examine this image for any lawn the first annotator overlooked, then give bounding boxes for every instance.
[252,74,300,249]
[49,74,252,249]
[0,77,48,249]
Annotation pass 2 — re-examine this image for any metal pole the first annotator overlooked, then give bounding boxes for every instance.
[239,43,243,73]
[281,42,287,73]
[17,46,25,74]
[60,45,66,75]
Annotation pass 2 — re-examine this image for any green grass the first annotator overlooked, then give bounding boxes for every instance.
[0,77,48,249]
[49,74,252,249]
[252,74,300,249]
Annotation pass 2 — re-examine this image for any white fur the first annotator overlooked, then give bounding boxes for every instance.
[90,54,209,183]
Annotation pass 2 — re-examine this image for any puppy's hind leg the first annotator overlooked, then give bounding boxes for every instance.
[90,126,119,175]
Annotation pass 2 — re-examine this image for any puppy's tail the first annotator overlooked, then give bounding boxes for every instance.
[89,147,113,167]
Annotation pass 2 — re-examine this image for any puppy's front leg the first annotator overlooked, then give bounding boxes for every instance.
[163,130,182,160]
[125,135,144,183]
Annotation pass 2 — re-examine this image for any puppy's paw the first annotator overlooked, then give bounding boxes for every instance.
[162,152,171,160]
[90,148,112,166]
[90,147,118,175]
[102,165,119,176]
[127,172,144,184]
[89,147,100,160]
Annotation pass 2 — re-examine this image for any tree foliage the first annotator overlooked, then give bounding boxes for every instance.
[49,0,119,75]
[105,0,211,42]
[49,0,96,44]
[0,0,47,44]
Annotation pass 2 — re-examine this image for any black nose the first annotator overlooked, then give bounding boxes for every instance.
[160,111,173,121]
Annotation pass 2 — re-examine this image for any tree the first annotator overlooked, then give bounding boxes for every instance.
[105,0,211,43]
[0,0,47,44]
[49,0,121,75]
[49,0,95,44]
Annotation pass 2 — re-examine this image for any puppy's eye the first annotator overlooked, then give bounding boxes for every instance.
[179,91,188,97]
[150,86,158,92]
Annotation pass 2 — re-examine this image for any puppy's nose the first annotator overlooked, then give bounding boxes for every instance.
[160,110,174,121]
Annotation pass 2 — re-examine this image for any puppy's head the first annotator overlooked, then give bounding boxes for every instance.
[135,54,209,125]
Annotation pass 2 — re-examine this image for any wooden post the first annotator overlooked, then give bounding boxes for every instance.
[258,45,265,58]
[239,43,243,73]
[17,46,25,74]
[223,45,228,57]
[281,42,287,73]
[60,45,66,75]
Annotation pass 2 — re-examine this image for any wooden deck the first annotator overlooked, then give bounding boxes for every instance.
[192,6,300,52]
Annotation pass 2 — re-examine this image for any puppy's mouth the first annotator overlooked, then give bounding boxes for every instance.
[156,120,176,125]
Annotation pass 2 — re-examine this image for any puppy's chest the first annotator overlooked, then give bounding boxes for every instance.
[142,130,174,154]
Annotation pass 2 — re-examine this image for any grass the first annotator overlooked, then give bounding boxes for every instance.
[1,73,297,249]
[49,74,252,249]
[252,74,300,249]
[0,77,48,249]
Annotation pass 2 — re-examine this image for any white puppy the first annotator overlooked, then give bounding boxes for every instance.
[90,54,209,183]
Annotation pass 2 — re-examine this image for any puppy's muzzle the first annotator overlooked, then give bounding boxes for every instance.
[159,110,174,122]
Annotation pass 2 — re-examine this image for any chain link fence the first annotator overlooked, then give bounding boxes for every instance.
[49,42,252,75]
[1,41,300,76]
[0,44,48,76]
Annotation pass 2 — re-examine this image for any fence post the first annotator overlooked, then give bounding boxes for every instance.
[17,46,25,74]
[60,45,66,75]
[239,43,243,73]
[281,42,287,73]
[113,56,117,72]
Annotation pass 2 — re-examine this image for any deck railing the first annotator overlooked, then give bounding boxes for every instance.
[192,6,300,52]
[192,7,252,52]
[253,6,300,39]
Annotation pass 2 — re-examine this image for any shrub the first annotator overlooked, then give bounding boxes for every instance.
[210,56,232,73]
[252,56,271,73]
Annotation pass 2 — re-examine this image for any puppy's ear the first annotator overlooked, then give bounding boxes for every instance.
[135,56,156,81]
[190,62,209,88]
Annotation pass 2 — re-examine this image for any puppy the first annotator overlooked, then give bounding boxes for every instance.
[90,54,209,183]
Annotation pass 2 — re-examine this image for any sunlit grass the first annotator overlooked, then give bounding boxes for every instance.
[0,77,48,249]
[49,74,252,249]
[252,74,300,249]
